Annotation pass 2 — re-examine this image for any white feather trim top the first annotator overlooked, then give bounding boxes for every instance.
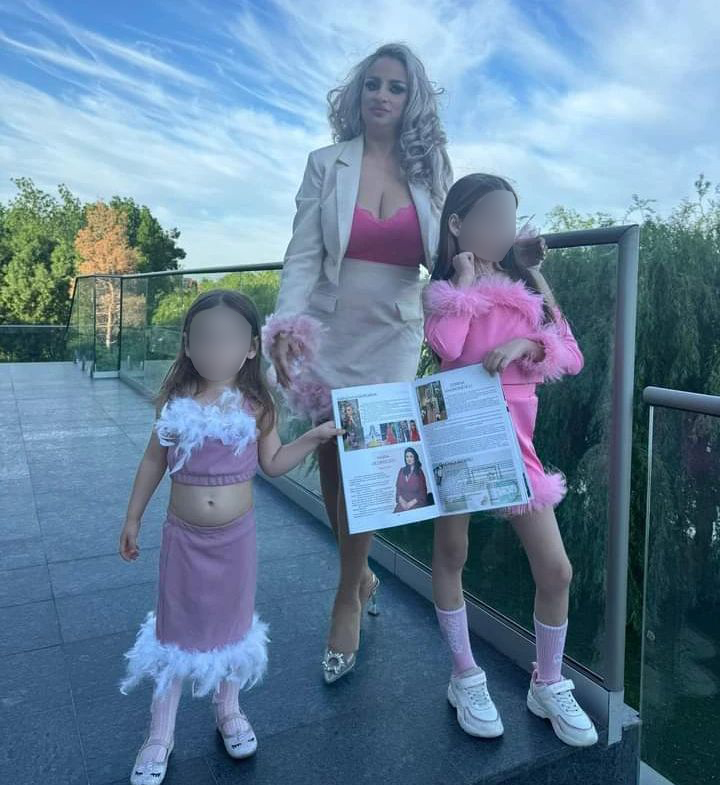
[155,388,258,474]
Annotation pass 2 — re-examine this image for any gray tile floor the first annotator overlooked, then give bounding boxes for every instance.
[0,363,591,785]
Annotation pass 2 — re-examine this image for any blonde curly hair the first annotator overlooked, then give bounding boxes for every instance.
[327,43,453,210]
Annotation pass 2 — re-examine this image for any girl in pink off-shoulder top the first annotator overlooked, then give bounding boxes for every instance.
[422,174,598,749]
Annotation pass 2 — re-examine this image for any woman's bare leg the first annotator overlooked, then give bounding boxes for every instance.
[317,441,375,653]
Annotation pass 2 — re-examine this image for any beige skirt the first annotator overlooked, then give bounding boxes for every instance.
[306,258,426,391]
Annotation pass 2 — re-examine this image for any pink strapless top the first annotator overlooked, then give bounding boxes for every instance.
[344,204,424,267]
[155,389,259,486]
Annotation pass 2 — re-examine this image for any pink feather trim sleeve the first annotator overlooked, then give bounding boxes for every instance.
[422,282,479,361]
[422,280,486,318]
[261,312,325,361]
[520,308,584,381]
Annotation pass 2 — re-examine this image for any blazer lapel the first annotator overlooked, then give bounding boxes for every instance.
[335,135,364,261]
[409,180,434,270]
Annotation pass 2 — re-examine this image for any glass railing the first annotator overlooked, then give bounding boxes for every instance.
[640,387,720,785]
[384,241,620,677]
[66,224,640,732]
[66,275,101,370]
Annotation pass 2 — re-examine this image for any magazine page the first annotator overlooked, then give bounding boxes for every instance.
[413,365,532,515]
[332,382,440,534]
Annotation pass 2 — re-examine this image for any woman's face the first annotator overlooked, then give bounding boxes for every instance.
[184,305,255,382]
[451,189,518,263]
[361,56,408,134]
[405,451,415,467]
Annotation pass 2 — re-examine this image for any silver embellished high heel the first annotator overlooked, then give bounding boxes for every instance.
[321,648,357,683]
[321,574,381,684]
[363,574,381,616]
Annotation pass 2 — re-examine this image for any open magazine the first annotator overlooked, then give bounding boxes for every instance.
[332,364,532,534]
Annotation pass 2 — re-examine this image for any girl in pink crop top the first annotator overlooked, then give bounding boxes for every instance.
[117,289,341,783]
[155,389,260,486]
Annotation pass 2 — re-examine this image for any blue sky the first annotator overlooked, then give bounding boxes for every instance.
[0,0,717,268]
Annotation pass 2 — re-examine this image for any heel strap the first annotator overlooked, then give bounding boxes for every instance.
[217,711,250,734]
[136,737,173,765]
[140,737,172,752]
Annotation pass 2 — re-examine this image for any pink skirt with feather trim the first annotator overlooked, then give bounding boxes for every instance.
[119,509,269,697]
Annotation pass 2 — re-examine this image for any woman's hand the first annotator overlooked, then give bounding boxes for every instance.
[483,338,542,375]
[119,520,140,561]
[309,421,345,444]
[269,332,304,388]
[513,234,547,269]
[451,251,476,287]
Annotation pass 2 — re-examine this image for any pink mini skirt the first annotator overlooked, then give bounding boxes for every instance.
[120,508,269,697]
[499,383,567,517]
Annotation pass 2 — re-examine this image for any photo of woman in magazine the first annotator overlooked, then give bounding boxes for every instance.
[394,447,432,513]
[417,381,448,425]
[339,399,364,451]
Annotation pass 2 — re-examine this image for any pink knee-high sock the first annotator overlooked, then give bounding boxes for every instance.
[534,615,568,684]
[435,603,477,676]
[137,678,183,764]
[213,680,250,734]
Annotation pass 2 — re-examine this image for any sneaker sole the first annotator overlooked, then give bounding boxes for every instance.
[526,690,598,747]
[447,687,504,738]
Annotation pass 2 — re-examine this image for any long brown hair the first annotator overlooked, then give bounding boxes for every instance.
[155,289,275,430]
[430,173,554,323]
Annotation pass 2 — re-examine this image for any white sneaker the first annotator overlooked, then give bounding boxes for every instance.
[447,667,504,738]
[526,665,598,747]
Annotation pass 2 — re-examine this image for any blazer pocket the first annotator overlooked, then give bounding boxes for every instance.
[395,299,423,322]
[309,289,338,313]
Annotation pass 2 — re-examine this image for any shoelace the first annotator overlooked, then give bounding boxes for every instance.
[553,684,581,714]
[466,681,491,709]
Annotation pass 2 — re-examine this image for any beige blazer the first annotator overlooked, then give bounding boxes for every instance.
[274,134,439,317]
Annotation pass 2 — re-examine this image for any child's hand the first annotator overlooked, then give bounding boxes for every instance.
[311,421,345,444]
[513,234,547,269]
[451,251,476,283]
[119,520,141,561]
[483,338,541,375]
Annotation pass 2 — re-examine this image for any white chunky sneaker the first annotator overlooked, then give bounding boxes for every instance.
[447,666,504,738]
[526,665,598,747]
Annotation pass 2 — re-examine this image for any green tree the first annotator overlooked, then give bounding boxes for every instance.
[0,179,84,324]
[109,196,185,273]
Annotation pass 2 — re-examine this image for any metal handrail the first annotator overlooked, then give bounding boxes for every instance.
[64,263,284,335]
[643,386,720,416]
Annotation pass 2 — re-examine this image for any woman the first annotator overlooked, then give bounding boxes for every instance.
[394,448,429,513]
[264,43,451,684]
[409,420,421,442]
[265,43,543,684]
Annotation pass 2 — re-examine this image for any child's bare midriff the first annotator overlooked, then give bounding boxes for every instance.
[169,480,254,526]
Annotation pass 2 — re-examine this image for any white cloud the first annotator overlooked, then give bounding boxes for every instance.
[0,0,717,270]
